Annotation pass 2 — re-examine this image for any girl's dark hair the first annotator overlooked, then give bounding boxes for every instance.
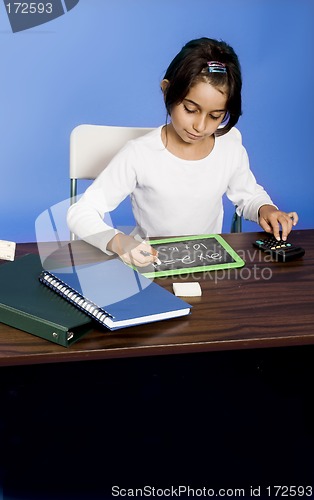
[163,37,242,136]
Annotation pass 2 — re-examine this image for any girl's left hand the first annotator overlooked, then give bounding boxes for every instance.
[258,204,298,241]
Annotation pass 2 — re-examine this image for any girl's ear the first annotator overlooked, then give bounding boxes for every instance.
[160,79,170,96]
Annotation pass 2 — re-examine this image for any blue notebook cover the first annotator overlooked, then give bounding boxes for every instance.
[39,258,191,330]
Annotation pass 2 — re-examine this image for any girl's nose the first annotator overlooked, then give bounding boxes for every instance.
[193,115,207,133]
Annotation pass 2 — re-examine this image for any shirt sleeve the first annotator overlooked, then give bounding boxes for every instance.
[67,144,137,254]
[226,131,276,222]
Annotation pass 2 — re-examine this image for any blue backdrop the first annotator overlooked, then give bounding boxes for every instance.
[1,0,313,242]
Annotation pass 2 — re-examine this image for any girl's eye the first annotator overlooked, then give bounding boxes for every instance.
[183,105,197,114]
[210,115,221,121]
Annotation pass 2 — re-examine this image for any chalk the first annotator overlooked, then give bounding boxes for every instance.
[0,240,16,261]
[172,282,202,297]
[140,250,161,266]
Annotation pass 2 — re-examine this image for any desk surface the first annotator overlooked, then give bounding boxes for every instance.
[0,229,313,366]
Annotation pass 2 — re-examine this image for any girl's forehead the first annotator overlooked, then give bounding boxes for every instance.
[185,81,228,108]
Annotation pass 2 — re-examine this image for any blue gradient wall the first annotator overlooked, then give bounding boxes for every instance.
[0,0,313,242]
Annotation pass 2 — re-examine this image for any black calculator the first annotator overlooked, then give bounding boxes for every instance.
[253,235,305,262]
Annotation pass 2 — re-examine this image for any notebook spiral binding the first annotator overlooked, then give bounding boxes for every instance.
[39,270,112,326]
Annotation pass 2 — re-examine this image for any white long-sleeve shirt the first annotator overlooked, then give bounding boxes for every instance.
[67,126,274,253]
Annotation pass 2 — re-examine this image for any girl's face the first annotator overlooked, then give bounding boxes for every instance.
[169,80,228,146]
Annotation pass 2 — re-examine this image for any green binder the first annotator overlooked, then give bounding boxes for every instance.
[0,253,93,347]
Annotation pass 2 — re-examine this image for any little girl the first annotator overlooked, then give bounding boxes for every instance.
[67,37,298,267]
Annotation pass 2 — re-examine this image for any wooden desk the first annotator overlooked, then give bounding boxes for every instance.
[0,229,313,366]
[1,231,314,496]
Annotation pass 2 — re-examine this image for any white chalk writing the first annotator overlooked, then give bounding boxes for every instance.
[156,241,224,268]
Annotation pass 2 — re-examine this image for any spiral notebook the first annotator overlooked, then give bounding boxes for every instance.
[39,258,191,330]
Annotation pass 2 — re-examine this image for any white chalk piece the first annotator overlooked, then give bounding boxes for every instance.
[0,240,16,261]
[173,282,202,297]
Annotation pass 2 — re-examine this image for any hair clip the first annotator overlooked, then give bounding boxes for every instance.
[207,61,227,74]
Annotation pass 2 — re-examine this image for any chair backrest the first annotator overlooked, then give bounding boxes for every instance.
[70,124,154,201]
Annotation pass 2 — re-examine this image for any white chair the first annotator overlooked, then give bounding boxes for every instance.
[70,124,154,204]
[69,124,241,240]
[69,124,154,240]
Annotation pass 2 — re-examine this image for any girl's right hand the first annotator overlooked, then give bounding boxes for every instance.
[106,233,159,267]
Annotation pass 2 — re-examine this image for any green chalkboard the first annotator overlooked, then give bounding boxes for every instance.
[141,234,245,278]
